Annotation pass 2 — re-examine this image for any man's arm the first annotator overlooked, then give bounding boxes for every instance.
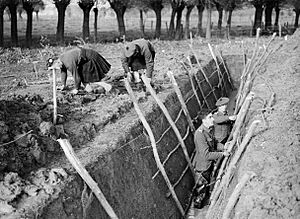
[213,114,231,124]
[139,41,154,78]
[195,131,223,161]
[120,52,130,74]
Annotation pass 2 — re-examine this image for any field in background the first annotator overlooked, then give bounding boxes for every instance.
[2,3,297,45]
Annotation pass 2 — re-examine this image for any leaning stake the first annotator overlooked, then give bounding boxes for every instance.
[141,74,196,179]
[57,139,119,219]
[167,71,195,132]
[221,172,256,219]
[124,79,185,216]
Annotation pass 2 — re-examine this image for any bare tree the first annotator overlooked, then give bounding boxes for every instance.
[0,0,9,46]
[287,0,300,28]
[107,0,130,37]
[183,0,197,39]
[78,0,96,41]
[169,0,184,38]
[249,0,264,34]
[22,0,44,47]
[196,0,205,36]
[53,0,71,43]
[205,0,213,40]
[8,0,19,46]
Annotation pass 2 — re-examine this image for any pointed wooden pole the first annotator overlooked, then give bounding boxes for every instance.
[141,74,196,180]
[167,71,195,132]
[124,79,185,217]
[57,139,118,219]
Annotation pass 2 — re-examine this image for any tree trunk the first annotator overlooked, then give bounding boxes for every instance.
[93,7,98,42]
[115,8,126,37]
[226,9,233,40]
[196,4,204,36]
[25,8,33,48]
[264,3,273,30]
[169,8,176,37]
[215,2,223,35]
[139,10,144,37]
[175,4,185,40]
[295,9,300,28]
[154,8,162,39]
[205,0,212,40]
[253,4,263,35]
[274,6,280,27]
[8,3,18,46]
[0,8,4,47]
[55,2,69,44]
[184,5,194,39]
[82,6,92,41]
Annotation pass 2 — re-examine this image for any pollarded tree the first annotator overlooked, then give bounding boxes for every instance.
[169,0,184,38]
[22,0,44,47]
[53,0,71,43]
[196,0,205,36]
[8,0,20,46]
[78,0,96,41]
[205,0,213,40]
[213,0,224,35]
[0,0,9,46]
[183,0,197,39]
[147,0,167,39]
[107,0,131,37]
[287,0,300,28]
[249,0,264,34]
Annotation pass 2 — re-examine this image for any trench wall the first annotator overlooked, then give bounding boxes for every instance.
[35,57,241,219]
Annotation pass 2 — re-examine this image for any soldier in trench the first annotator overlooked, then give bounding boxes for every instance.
[47,47,111,95]
[213,97,236,144]
[193,109,230,208]
[121,38,156,91]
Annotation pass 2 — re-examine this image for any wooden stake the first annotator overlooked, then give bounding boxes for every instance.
[215,46,234,90]
[167,71,195,132]
[52,68,57,125]
[124,79,185,216]
[181,61,202,109]
[141,74,196,179]
[221,172,256,219]
[57,139,119,219]
[208,43,227,95]
[189,37,218,101]
[187,57,211,110]
[224,120,260,189]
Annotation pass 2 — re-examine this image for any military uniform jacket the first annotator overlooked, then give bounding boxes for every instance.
[193,125,224,172]
[121,39,155,78]
[213,111,232,142]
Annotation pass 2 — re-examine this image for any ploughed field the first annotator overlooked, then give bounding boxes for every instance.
[0,32,299,218]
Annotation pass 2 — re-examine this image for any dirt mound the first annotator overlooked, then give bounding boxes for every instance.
[231,29,300,218]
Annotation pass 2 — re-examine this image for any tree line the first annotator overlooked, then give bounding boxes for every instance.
[0,0,299,48]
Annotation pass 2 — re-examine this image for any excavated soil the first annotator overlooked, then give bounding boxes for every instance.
[0,33,298,218]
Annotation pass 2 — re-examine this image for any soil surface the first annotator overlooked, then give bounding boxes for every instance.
[0,33,298,217]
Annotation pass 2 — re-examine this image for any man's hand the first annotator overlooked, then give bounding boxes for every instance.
[70,89,79,95]
[229,115,237,121]
[224,141,232,150]
[223,151,230,157]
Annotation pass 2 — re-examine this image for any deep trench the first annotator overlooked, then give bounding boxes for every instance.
[22,55,244,219]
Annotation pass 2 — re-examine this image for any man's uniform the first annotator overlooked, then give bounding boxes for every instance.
[213,97,234,144]
[121,38,155,83]
[193,124,224,208]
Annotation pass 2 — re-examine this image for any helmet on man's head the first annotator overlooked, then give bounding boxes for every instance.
[216,97,229,107]
[124,43,138,58]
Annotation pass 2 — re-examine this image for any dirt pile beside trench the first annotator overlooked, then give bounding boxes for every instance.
[232,30,300,218]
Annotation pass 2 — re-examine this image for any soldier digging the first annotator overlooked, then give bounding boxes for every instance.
[47,47,111,95]
[121,38,156,89]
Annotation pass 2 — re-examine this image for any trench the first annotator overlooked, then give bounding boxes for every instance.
[18,55,244,219]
